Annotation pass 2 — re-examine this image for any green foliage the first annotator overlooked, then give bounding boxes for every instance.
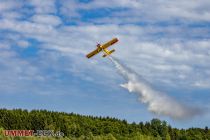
[0,108,209,140]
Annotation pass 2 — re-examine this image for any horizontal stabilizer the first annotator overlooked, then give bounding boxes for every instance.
[102,49,115,58]
[109,49,115,54]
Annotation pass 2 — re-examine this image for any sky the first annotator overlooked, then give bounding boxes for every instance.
[0,0,210,128]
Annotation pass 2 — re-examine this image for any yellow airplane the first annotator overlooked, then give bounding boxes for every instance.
[86,38,118,58]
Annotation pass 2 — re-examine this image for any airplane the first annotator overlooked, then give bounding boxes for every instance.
[86,38,118,58]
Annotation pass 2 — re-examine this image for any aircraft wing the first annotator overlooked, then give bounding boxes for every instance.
[86,48,101,58]
[101,38,118,49]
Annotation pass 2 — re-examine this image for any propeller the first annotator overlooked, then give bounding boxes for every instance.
[96,42,101,47]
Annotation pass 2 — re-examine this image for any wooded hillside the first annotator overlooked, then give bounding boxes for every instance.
[0,109,209,140]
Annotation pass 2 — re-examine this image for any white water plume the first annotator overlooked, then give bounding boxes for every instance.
[109,56,202,120]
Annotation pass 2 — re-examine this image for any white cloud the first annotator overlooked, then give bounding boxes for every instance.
[59,0,210,24]
[1,11,22,19]
[0,42,10,49]
[193,81,210,89]
[0,17,209,90]
[0,0,20,12]
[17,40,30,48]
[29,0,56,14]
[0,0,23,20]
[60,0,141,17]
[0,49,43,93]
[31,14,62,26]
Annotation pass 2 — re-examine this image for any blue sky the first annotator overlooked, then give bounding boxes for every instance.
[0,0,210,128]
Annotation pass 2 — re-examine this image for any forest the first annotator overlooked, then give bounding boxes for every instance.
[0,108,209,140]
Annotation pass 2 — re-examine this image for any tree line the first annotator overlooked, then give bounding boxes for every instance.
[0,108,209,140]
